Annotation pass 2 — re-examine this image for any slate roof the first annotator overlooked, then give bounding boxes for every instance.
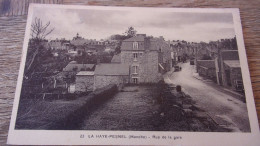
[221,50,239,60]
[63,64,95,72]
[197,60,215,69]
[123,35,145,42]
[69,61,77,64]
[95,63,129,76]
[76,71,94,76]
[224,60,241,68]
[111,54,121,63]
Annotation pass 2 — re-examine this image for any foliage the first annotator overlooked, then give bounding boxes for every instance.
[109,26,138,54]
[125,26,137,37]
[25,18,55,76]
[30,17,54,42]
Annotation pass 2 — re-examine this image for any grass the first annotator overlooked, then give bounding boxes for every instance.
[15,84,118,130]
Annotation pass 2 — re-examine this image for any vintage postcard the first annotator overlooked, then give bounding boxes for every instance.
[7,4,260,145]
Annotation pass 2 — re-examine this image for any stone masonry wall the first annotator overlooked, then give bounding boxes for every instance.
[121,50,162,83]
[94,75,129,90]
[75,75,94,92]
[230,67,243,90]
[139,51,162,83]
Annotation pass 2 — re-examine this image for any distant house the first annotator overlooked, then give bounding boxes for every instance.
[70,33,91,46]
[49,39,70,50]
[29,39,49,49]
[67,50,78,56]
[150,36,172,70]
[75,71,94,92]
[63,61,95,72]
[197,60,216,81]
[94,63,129,90]
[71,34,105,54]
[171,41,194,63]
[86,43,105,52]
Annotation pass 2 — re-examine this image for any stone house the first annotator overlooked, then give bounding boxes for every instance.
[75,71,94,92]
[150,36,172,70]
[94,63,129,90]
[170,41,195,64]
[197,60,216,81]
[119,34,163,84]
[219,50,243,91]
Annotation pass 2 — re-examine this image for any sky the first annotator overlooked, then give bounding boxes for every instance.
[32,7,235,43]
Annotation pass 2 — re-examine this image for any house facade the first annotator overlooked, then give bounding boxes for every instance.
[219,50,243,91]
[119,34,164,84]
[150,37,172,70]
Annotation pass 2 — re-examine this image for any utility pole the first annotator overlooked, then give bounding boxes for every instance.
[195,46,198,73]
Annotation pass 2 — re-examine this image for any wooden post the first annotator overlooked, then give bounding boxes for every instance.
[54,78,56,88]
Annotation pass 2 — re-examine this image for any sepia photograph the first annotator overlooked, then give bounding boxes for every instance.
[15,5,250,132]
[7,4,260,145]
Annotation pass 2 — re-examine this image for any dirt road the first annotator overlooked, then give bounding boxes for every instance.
[164,62,250,132]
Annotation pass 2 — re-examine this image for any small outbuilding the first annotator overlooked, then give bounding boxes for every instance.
[75,71,94,92]
[94,63,129,90]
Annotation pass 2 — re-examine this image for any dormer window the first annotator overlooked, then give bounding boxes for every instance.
[133,42,138,50]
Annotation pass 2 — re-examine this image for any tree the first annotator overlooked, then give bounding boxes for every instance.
[125,26,136,37]
[30,17,54,42]
[25,18,54,76]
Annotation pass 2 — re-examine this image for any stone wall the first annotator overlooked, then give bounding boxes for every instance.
[227,67,243,90]
[121,50,162,83]
[138,51,162,83]
[75,75,94,92]
[94,75,129,90]
[198,66,216,81]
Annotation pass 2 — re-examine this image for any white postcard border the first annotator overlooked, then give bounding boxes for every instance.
[7,4,260,146]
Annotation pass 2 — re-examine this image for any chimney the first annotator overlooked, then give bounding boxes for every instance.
[136,34,146,37]
[159,36,164,40]
[144,37,151,51]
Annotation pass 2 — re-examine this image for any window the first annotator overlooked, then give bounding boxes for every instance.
[133,42,138,49]
[133,53,138,61]
[133,66,138,74]
[133,78,138,84]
